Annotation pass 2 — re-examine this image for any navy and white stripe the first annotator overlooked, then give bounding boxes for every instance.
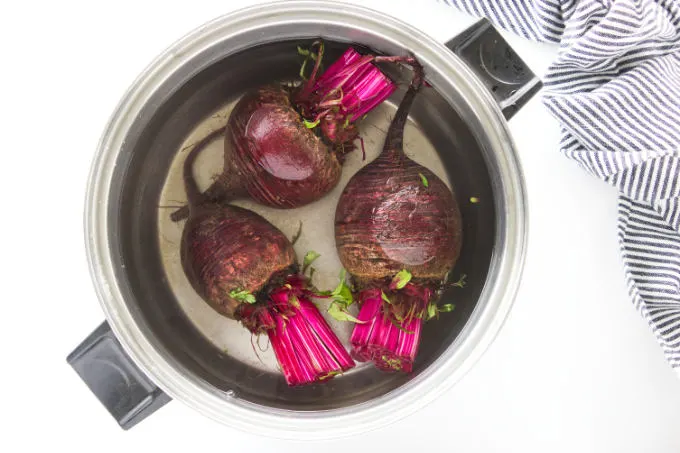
[439,0,680,373]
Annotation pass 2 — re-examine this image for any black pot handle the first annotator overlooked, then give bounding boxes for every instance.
[445,18,542,120]
[67,321,171,430]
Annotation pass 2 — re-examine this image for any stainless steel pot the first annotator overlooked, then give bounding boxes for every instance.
[68,0,539,439]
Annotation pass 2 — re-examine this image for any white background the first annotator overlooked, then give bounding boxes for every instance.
[2,0,680,451]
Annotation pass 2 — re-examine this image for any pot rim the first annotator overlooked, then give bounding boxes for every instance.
[84,0,528,439]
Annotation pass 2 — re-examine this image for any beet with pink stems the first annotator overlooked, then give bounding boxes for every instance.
[179,133,354,386]
[171,42,415,222]
[334,60,464,373]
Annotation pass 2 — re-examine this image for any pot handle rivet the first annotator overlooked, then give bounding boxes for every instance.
[67,321,171,430]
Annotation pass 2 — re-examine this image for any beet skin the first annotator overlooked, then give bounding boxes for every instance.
[178,133,354,385]
[224,86,343,208]
[181,202,296,319]
[334,153,461,283]
[334,60,463,373]
[170,43,400,222]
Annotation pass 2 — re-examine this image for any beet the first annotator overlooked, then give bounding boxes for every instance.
[179,133,354,385]
[170,42,409,222]
[334,61,463,372]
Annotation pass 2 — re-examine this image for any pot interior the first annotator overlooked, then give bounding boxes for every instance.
[107,39,496,410]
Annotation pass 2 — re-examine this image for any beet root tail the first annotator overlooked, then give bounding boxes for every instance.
[170,180,225,222]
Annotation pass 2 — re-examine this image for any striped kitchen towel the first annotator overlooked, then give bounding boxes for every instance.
[438,0,680,374]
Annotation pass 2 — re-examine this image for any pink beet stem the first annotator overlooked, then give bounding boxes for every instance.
[286,313,328,379]
[398,318,422,368]
[317,62,372,101]
[350,312,378,362]
[269,315,304,385]
[349,287,425,372]
[349,290,382,362]
[298,299,355,370]
[346,72,397,121]
[308,48,396,123]
[297,41,326,100]
[313,50,368,93]
[377,312,400,356]
[313,47,362,87]
[375,316,421,372]
[264,279,355,386]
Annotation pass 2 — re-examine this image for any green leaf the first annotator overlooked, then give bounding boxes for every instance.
[333,269,347,293]
[427,303,437,320]
[391,269,412,290]
[302,250,321,273]
[381,291,391,304]
[327,302,365,323]
[438,303,455,313]
[419,172,429,188]
[309,267,316,281]
[313,270,354,302]
[297,46,318,80]
[380,355,403,370]
[452,274,467,288]
[318,370,341,381]
[343,117,350,128]
[333,284,353,307]
[303,118,320,129]
[296,46,318,60]
[299,57,309,80]
[229,288,256,304]
[330,269,353,307]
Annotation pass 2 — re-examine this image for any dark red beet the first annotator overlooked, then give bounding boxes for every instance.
[179,134,354,385]
[334,61,463,372]
[181,202,296,319]
[170,42,410,222]
[224,86,343,208]
[170,86,342,222]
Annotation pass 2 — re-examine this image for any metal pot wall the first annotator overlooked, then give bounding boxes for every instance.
[68,0,540,439]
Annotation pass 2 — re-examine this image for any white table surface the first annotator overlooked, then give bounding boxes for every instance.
[3,0,680,451]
